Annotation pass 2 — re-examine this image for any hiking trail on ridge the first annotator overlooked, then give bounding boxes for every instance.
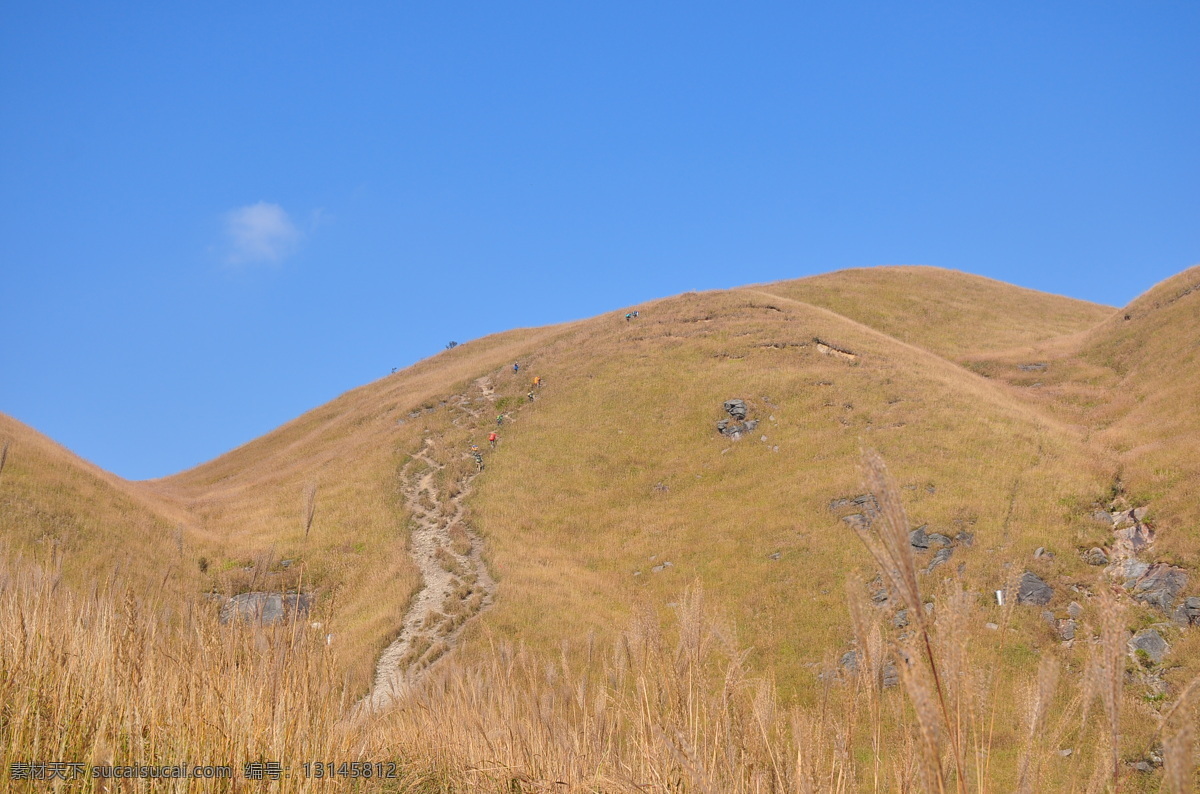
[360,376,501,713]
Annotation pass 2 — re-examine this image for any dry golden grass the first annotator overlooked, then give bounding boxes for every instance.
[752,265,1115,359]
[2,461,1192,792]
[6,264,1200,790]
[471,285,1110,701]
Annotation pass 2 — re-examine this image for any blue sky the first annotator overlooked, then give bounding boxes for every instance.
[1,2,1197,480]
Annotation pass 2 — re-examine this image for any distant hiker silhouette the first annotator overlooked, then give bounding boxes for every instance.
[527,391,535,402]
[488,432,498,448]
[513,363,520,373]
[496,414,504,426]
[470,445,484,471]
[532,376,542,388]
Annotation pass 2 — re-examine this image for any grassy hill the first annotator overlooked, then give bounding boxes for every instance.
[5,263,1200,791]
[0,411,194,592]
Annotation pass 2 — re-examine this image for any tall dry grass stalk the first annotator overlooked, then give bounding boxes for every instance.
[5,548,938,792]
[853,449,965,793]
[302,483,317,540]
[5,450,1195,791]
[5,544,1195,791]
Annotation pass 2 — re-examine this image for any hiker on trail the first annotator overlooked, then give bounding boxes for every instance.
[488,432,498,448]
[470,444,484,471]
[496,414,504,426]
[633,311,639,318]
[625,313,632,322]
[513,363,520,373]
[533,376,542,388]
[527,391,535,402]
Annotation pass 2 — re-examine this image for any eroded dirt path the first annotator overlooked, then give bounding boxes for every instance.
[360,384,499,713]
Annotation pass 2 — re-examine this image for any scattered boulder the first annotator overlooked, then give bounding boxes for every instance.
[909,525,951,550]
[894,609,909,628]
[1173,596,1200,627]
[1118,559,1151,585]
[831,493,881,531]
[1017,572,1053,606]
[716,418,759,439]
[1112,523,1154,556]
[868,575,889,604]
[219,592,313,626]
[1129,629,1169,665]
[1090,510,1116,527]
[1068,601,1083,619]
[909,526,931,549]
[882,661,899,688]
[1018,363,1048,372]
[723,399,748,420]
[829,493,879,514]
[925,547,953,574]
[841,513,871,531]
[1057,619,1077,642]
[1131,564,1188,613]
[1082,547,1109,566]
[954,531,974,547]
[839,650,860,673]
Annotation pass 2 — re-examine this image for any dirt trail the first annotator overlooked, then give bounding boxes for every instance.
[360,381,499,713]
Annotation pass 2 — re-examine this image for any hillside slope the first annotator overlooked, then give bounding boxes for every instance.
[9,263,1200,791]
[755,265,1115,359]
[0,412,194,592]
[128,265,1119,698]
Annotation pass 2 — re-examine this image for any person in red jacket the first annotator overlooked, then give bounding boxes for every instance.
[488,432,498,448]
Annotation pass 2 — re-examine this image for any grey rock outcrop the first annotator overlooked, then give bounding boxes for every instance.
[1129,629,1169,664]
[1017,572,1053,606]
[723,399,748,420]
[1131,564,1188,613]
[1082,547,1109,566]
[716,417,758,439]
[1173,596,1200,627]
[220,592,313,625]
[925,547,953,574]
[909,526,951,550]
[831,493,881,531]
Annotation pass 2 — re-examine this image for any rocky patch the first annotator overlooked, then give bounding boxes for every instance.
[1129,629,1169,665]
[219,592,313,625]
[829,493,880,530]
[716,398,759,440]
[1017,571,1053,606]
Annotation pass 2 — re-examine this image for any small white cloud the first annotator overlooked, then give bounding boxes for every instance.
[224,202,302,264]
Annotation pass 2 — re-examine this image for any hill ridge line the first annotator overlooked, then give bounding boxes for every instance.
[741,287,1092,440]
